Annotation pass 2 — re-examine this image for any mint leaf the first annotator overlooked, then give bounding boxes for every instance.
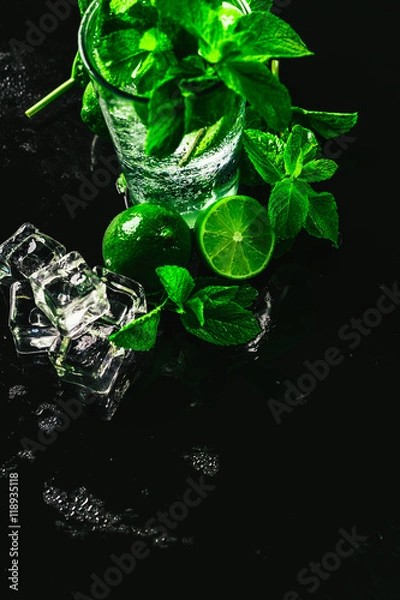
[232,283,258,308]
[244,103,267,131]
[191,285,240,305]
[139,28,173,52]
[284,124,318,177]
[156,265,195,309]
[186,296,205,326]
[110,0,139,13]
[190,279,258,308]
[140,29,158,52]
[198,13,225,63]
[154,0,221,50]
[184,285,240,328]
[95,1,158,49]
[218,60,291,132]
[232,12,313,61]
[181,280,260,345]
[243,129,285,184]
[239,147,266,188]
[181,300,261,346]
[217,3,243,34]
[110,308,162,351]
[95,29,146,88]
[117,0,159,28]
[145,78,186,157]
[292,107,359,139]
[300,158,338,183]
[157,17,199,61]
[169,55,207,78]
[248,0,274,11]
[202,0,221,7]
[134,50,177,96]
[180,77,235,133]
[304,190,339,247]
[95,0,124,35]
[269,179,310,240]
[301,132,320,165]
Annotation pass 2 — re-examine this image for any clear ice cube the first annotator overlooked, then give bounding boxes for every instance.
[29,251,109,338]
[0,222,66,286]
[73,349,142,421]
[48,321,132,395]
[92,266,147,328]
[46,267,147,399]
[8,280,60,354]
[70,265,149,418]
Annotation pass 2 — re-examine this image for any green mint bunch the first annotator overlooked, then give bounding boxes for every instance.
[109,265,262,351]
[25,0,314,158]
[89,0,313,157]
[243,108,358,247]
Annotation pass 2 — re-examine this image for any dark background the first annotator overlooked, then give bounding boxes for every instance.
[1,1,400,599]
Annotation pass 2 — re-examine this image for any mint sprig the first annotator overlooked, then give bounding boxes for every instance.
[243,124,342,247]
[109,265,261,351]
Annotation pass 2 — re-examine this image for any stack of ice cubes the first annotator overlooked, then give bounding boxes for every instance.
[0,223,147,415]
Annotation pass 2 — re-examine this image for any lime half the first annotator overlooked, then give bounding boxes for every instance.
[195,195,275,280]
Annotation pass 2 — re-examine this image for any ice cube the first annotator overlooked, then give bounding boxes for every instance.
[92,266,147,328]
[8,280,60,354]
[47,321,131,395]
[74,349,144,421]
[48,268,148,412]
[0,222,66,286]
[29,251,109,338]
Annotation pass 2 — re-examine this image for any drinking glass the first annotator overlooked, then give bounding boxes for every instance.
[78,0,251,226]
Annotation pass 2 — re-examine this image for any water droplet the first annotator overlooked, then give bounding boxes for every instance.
[183,446,220,477]
[8,384,28,400]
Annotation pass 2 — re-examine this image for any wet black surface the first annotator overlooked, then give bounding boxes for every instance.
[1,2,400,599]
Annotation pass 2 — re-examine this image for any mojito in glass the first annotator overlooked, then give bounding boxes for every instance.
[78,0,251,226]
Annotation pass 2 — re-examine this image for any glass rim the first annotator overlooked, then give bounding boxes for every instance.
[78,0,252,104]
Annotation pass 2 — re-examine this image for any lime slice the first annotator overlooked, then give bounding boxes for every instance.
[195,195,275,280]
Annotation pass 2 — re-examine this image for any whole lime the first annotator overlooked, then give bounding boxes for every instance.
[102,203,193,292]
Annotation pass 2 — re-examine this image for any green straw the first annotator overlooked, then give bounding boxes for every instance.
[25,77,76,118]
